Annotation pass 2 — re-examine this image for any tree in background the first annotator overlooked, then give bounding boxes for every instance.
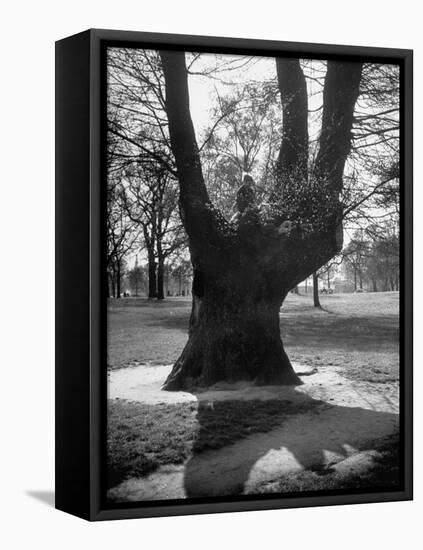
[121,162,185,299]
[343,232,370,291]
[312,272,321,308]
[201,81,281,217]
[369,234,399,291]
[107,175,140,298]
[339,221,399,293]
[107,48,186,300]
[168,258,193,296]
[127,257,146,297]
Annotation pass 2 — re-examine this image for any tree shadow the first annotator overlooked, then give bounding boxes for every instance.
[26,490,55,507]
[183,389,399,498]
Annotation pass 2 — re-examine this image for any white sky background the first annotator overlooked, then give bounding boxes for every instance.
[187,53,324,155]
[187,54,277,140]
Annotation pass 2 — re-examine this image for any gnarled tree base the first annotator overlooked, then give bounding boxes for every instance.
[162,297,302,391]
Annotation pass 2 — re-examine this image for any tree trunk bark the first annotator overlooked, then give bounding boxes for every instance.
[157,259,165,300]
[110,266,117,298]
[107,272,111,298]
[390,277,395,291]
[163,267,300,390]
[116,262,121,298]
[372,278,378,292]
[147,248,157,299]
[313,272,321,308]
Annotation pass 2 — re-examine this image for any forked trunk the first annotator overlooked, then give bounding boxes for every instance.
[159,51,362,391]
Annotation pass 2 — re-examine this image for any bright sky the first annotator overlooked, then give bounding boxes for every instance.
[187,53,324,148]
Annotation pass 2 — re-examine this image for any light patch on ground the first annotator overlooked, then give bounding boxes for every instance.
[108,363,398,412]
[107,363,399,502]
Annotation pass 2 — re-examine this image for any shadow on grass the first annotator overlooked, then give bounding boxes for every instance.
[281,313,398,352]
[107,398,310,490]
[183,389,400,498]
[107,390,400,498]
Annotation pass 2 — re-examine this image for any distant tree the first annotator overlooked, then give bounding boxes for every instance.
[343,232,370,291]
[169,258,193,296]
[311,260,339,307]
[122,162,185,299]
[312,272,321,308]
[107,48,186,300]
[106,176,140,298]
[341,223,399,293]
[127,258,146,297]
[365,229,399,291]
[200,82,280,219]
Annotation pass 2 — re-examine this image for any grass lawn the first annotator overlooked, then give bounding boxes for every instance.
[107,291,399,492]
[107,298,189,368]
[107,398,320,489]
[107,291,399,383]
[281,291,399,383]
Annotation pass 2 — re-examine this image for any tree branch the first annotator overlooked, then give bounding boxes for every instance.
[314,60,363,194]
[276,58,309,181]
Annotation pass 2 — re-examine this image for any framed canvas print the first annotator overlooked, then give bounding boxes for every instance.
[55,29,413,521]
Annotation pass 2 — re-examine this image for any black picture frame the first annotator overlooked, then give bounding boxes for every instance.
[55,28,413,521]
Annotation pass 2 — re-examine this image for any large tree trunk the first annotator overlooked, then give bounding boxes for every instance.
[163,255,300,390]
[160,51,362,391]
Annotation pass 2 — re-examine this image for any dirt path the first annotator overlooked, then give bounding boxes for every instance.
[107,364,399,502]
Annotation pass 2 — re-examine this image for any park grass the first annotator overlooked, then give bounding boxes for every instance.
[107,291,400,492]
[280,292,399,384]
[107,298,189,368]
[107,397,320,488]
[107,292,399,385]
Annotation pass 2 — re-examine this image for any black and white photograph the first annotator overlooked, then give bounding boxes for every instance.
[105,45,404,505]
[1,0,421,542]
